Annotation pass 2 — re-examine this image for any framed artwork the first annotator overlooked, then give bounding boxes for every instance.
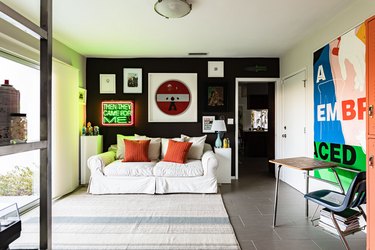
[202,116,215,133]
[78,87,87,104]
[208,61,224,77]
[148,73,197,122]
[204,82,227,112]
[123,68,142,93]
[100,74,116,94]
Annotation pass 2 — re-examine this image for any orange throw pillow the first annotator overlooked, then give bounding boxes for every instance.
[122,139,151,162]
[163,140,193,164]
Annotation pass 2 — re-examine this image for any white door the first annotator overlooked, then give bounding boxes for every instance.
[281,70,307,192]
[52,60,79,198]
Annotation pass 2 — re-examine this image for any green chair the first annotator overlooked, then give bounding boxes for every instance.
[304,171,366,250]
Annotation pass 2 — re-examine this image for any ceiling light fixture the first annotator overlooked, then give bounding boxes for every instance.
[154,0,192,19]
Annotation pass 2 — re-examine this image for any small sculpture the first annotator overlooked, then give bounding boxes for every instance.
[86,122,93,136]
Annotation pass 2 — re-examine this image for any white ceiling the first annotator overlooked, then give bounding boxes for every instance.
[1,0,353,58]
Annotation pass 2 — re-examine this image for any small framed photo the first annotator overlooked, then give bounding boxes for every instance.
[204,82,227,112]
[208,61,224,78]
[78,87,87,104]
[124,68,142,94]
[100,74,116,94]
[202,116,215,133]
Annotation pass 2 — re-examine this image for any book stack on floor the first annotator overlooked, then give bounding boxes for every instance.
[319,208,361,235]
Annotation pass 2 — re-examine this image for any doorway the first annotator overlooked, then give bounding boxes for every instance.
[235,78,280,179]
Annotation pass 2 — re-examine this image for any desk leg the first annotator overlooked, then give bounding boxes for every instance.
[306,170,309,217]
[332,168,345,194]
[273,165,282,228]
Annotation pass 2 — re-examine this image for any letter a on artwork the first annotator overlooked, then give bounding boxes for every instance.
[316,65,326,83]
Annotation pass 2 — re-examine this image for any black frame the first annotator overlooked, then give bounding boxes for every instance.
[204,82,227,112]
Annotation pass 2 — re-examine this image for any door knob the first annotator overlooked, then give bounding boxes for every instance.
[369,105,374,118]
[282,134,287,138]
[369,155,374,169]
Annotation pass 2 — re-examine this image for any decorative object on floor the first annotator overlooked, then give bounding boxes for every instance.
[202,115,215,133]
[101,100,134,126]
[211,119,227,148]
[99,74,116,94]
[154,0,192,19]
[148,73,197,122]
[13,188,240,250]
[208,61,224,77]
[205,82,227,112]
[123,68,142,94]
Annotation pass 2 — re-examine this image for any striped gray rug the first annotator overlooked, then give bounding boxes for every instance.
[12,188,241,249]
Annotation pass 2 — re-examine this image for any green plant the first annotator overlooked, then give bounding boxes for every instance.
[0,166,33,196]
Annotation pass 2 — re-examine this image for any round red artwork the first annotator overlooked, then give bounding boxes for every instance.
[155,80,191,115]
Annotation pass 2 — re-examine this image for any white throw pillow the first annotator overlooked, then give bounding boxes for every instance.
[161,137,184,159]
[116,134,136,159]
[134,134,161,161]
[181,134,207,160]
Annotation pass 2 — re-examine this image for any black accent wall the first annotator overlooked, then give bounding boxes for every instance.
[86,58,279,175]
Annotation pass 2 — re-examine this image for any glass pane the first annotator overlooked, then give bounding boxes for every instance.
[0,150,40,210]
[0,55,40,143]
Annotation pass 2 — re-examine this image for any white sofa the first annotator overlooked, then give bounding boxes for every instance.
[87,143,219,194]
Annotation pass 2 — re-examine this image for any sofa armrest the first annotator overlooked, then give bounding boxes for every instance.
[87,151,116,176]
[201,150,218,177]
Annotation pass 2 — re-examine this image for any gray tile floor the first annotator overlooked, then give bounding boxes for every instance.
[220,157,366,250]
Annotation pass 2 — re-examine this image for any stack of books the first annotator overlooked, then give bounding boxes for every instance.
[318,208,361,235]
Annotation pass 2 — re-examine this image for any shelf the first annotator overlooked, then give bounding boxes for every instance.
[0,141,47,156]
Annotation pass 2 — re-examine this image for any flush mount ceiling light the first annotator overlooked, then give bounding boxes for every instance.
[154,0,192,19]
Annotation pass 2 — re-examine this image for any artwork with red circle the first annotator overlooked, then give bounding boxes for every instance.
[155,80,191,115]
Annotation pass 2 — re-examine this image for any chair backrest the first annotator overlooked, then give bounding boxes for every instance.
[341,171,366,209]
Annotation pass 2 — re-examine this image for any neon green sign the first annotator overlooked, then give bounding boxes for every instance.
[101,101,134,126]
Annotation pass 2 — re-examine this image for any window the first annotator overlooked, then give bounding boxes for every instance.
[0,53,40,212]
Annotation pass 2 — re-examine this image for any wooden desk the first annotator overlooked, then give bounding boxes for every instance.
[269,157,340,227]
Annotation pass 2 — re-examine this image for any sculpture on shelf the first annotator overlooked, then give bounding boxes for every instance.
[82,122,99,136]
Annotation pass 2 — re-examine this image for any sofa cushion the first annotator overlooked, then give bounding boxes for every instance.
[153,160,204,177]
[116,134,135,159]
[181,134,207,160]
[163,140,192,164]
[161,137,184,159]
[134,134,161,161]
[123,139,150,162]
[103,160,156,177]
